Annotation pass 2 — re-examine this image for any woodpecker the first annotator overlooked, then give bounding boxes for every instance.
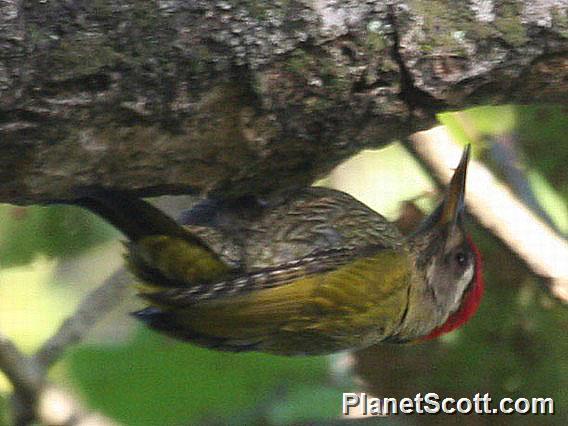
[75,145,483,355]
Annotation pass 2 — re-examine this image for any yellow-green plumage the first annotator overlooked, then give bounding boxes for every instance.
[76,187,414,355]
[127,236,231,286]
[187,251,410,354]
[133,233,412,354]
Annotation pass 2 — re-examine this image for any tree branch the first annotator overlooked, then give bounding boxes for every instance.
[0,0,566,204]
[35,268,130,369]
[0,332,43,401]
[1,269,130,424]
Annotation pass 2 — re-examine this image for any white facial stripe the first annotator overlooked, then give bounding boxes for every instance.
[453,263,475,305]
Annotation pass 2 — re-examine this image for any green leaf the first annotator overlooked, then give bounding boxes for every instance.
[269,385,344,425]
[0,393,9,426]
[0,205,117,268]
[66,328,329,425]
[527,169,568,233]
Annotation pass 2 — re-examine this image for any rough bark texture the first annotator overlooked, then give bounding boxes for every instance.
[0,0,566,204]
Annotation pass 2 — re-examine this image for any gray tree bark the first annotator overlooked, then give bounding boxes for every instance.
[1,0,566,204]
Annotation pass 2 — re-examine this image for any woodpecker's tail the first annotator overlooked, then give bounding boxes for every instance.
[73,189,232,288]
[74,189,186,242]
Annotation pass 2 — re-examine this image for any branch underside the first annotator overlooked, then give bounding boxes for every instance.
[0,0,566,204]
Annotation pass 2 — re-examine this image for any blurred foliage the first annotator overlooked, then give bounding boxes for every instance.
[0,205,117,269]
[317,143,435,220]
[0,258,69,353]
[0,104,567,424]
[67,328,332,425]
[440,105,568,233]
[0,394,7,426]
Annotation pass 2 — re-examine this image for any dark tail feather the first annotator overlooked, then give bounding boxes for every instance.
[74,189,189,242]
[132,308,261,352]
[132,307,200,342]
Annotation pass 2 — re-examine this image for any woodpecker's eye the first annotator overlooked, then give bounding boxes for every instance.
[455,251,467,267]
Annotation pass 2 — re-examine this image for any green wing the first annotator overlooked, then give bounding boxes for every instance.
[136,248,412,355]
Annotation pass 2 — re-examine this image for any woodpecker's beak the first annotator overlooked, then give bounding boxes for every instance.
[409,145,471,239]
[440,144,470,227]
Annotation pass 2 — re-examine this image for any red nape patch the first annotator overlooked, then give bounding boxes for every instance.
[423,235,484,340]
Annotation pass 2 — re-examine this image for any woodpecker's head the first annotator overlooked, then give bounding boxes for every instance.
[410,145,484,339]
